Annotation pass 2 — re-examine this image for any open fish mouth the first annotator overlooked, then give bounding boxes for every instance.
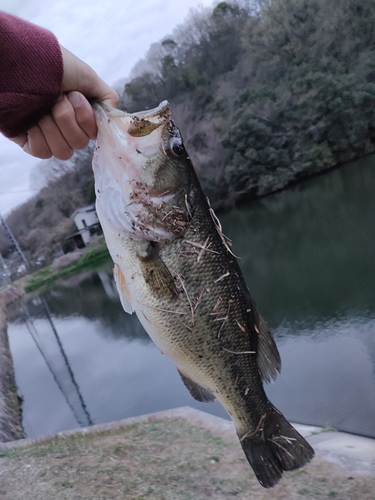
[93,100,171,137]
[92,100,186,241]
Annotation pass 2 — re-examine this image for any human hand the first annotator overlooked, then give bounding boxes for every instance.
[10,46,119,160]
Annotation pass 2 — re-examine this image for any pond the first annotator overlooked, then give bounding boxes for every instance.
[8,155,375,439]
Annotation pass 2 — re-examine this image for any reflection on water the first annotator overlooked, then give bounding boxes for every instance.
[8,156,375,438]
[9,275,230,438]
[20,297,93,427]
[269,316,375,437]
[219,156,375,326]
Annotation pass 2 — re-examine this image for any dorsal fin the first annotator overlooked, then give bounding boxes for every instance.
[251,300,281,383]
[177,370,216,402]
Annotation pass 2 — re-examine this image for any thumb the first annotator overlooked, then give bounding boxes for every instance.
[60,46,119,107]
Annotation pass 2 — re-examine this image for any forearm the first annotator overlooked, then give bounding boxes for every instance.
[0,12,63,137]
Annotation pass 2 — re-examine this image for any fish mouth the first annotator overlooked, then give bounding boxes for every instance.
[93,100,171,137]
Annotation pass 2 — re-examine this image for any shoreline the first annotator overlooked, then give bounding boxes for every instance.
[0,287,24,442]
[1,405,374,474]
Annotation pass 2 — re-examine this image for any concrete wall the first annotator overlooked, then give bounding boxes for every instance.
[0,289,23,442]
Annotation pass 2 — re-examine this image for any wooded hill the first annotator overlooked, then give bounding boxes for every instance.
[124,0,375,205]
[2,0,375,262]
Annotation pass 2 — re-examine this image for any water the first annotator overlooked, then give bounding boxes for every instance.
[8,156,375,438]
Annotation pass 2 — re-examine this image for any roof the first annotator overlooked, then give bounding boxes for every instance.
[71,204,96,219]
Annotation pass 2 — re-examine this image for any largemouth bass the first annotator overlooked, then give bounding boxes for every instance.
[92,100,314,488]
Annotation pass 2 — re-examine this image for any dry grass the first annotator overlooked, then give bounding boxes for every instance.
[0,418,374,500]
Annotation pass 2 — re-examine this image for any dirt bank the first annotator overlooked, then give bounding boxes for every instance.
[0,287,24,442]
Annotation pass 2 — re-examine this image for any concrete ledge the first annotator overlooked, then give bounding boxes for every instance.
[1,406,374,476]
[308,431,375,474]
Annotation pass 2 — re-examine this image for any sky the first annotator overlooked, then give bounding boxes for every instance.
[0,0,215,216]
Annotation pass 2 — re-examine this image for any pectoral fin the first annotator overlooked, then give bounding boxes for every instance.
[177,370,215,402]
[113,264,134,314]
[137,242,178,300]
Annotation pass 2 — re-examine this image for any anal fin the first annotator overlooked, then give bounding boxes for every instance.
[177,370,215,403]
[251,300,281,383]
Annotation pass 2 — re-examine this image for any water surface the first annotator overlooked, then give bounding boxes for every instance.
[8,156,375,438]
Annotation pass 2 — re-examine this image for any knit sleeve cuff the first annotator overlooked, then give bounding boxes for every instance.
[0,12,64,137]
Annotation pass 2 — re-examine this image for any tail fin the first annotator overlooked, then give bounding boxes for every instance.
[239,407,314,488]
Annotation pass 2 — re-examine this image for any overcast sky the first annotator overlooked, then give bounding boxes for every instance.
[0,0,215,216]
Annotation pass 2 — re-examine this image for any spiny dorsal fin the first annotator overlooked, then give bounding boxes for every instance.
[113,264,134,314]
[177,370,216,402]
[252,302,281,383]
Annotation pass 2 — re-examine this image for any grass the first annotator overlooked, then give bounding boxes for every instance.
[24,241,111,293]
[0,416,374,500]
[311,425,337,436]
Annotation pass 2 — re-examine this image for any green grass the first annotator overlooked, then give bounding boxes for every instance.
[25,241,112,292]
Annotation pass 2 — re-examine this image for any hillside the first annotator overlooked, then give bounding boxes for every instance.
[2,0,375,262]
[123,0,375,206]
[0,146,95,264]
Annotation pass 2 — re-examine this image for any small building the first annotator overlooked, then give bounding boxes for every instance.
[70,204,100,246]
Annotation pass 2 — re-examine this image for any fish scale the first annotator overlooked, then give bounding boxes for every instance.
[92,99,314,488]
[156,201,273,430]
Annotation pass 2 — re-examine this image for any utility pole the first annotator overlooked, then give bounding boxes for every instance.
[0,214,28,268]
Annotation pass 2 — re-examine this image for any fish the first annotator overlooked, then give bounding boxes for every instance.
[92,100,314,488]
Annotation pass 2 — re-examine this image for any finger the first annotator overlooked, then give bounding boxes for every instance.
[8,133,28,149]
[66,92,97,139]
[26,124,52,159]
[52,94,92,146]
[38,113,73,160]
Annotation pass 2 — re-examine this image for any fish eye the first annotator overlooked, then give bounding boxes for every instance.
[169,137,185,157]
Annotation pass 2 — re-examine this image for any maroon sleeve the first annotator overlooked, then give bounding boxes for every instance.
[0,12,64,137]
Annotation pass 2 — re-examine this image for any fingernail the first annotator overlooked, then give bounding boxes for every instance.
[67,92,84,108]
